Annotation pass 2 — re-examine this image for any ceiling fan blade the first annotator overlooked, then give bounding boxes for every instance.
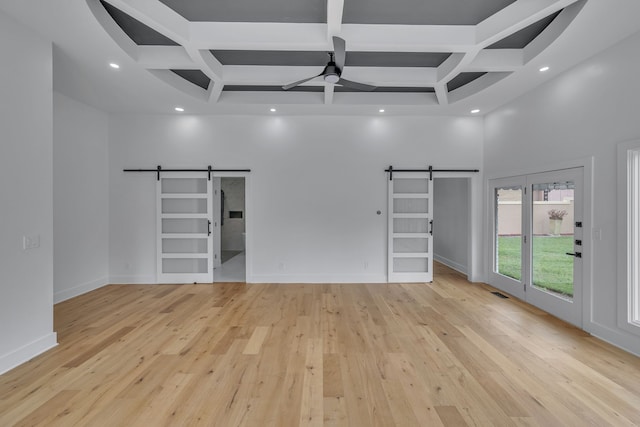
[332,36,346,69]
[282,72,324,90]
[337,78,377,92]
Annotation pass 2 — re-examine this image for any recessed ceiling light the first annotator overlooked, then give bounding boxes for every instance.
[539,66,550,72]
[174,107,184,112]
[109,62,120,69]
[471,109,480,114]
[379,109,385,113]
[270,108,276,112]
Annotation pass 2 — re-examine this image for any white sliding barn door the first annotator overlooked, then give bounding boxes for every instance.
[157,173,213,283]
[388,172,434,282]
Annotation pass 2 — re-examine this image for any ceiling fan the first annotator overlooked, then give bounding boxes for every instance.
[282,36,377,91]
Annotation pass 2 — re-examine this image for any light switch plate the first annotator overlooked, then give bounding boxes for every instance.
[23,234,40,250]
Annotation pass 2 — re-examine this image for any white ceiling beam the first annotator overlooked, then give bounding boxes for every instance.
[87,0,139,60]
[223,66,438,87]
[104,0,190,44]
[467,49,524,72]
[436,53,467,82]
[523,0,586,63]
[219,91,325,105]
[188,22,476,52]
[434,84,449,106]
[476,0,581,47]
[191,49,224,102]
[137,46,195,68]
[447,72,511,103]
[331,92,439,106]
[147,69,209,101]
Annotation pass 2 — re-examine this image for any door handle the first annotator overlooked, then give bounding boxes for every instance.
[208,220,212,236]
[429,220,433,236]
[566,252,582,258]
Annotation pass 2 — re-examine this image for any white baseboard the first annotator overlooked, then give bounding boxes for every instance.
[0,333,58,375]
[585,321,640,357]
[434,254,468,276]
[54,276,109,303]
[109,274,156,284]
[249,274,387,284]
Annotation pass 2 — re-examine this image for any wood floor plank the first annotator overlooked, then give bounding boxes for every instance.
[0,263,639,426]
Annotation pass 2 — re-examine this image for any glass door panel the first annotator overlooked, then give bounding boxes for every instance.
[526,168,583,327]
[489,178,526,299]
[531,181,575,300]
[495,186,523,281]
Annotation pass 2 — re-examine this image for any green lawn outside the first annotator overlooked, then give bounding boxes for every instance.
[497,236,574,297]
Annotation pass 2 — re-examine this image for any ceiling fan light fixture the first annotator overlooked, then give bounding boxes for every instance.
[324,74,340,84]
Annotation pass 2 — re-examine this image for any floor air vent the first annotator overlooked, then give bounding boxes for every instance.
[491,291,509,299]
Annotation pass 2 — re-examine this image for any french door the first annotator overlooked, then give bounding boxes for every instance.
[388,172,434,282]
[156,173,214,283]
[489,168,584,327]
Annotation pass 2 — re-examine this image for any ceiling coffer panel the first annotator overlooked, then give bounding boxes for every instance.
[223,85,435,93]
[158,0,326,23]
[488,10,562,49]
[212,51,452,68]
[100,1,178,46]
[447,72,487,92]
[171,70,211,90]
[343,0,516,25]
[335,86,435,93]
[224,85,325,92]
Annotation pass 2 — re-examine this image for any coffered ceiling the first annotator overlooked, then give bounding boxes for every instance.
[91,0,582,107]
[1,0,639,115]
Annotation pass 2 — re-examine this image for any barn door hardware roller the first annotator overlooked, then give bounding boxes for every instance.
[124,165,252,180]
[385,165,480,180]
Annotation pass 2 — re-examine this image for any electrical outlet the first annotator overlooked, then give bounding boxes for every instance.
[278,262,285,271]
[593,228,602,241]
[364,261,369,270]
[23,234,40,250]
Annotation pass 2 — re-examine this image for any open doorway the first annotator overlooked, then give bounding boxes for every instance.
[213,176,246,282]
[432,177,470,278]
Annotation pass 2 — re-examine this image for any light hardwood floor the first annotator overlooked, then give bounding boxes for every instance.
[1,263,639,426]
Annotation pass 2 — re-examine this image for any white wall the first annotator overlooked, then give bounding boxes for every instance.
[109,115,484,283]
[433,178,469,275]
[0,10,57,374]
[53,92,109,302]
[484,30,640,355]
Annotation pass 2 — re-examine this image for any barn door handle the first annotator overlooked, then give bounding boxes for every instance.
[208,220,212,236]
[429,220,434,236]
[566,252,581,258]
